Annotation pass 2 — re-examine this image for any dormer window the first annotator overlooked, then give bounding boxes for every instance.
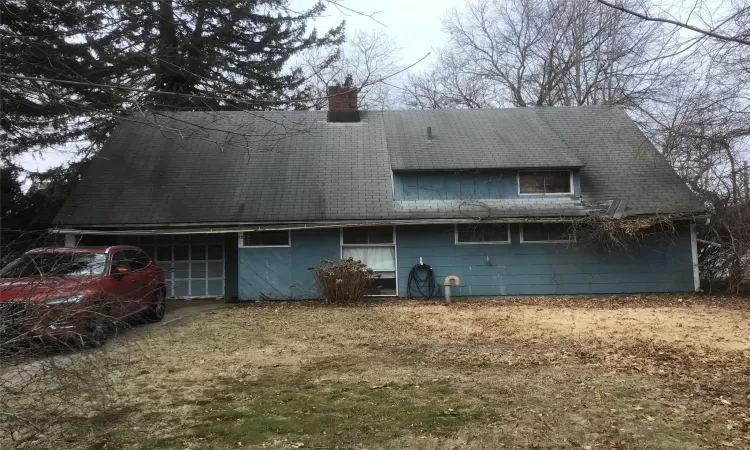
[518,171,572,195]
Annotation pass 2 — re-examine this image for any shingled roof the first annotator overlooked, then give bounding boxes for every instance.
[54,106,704,227]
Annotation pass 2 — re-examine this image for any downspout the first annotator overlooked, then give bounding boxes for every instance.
[444,275,460,302]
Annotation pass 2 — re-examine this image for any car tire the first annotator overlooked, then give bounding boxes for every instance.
[144,284,166,323]
[84,303,113,347]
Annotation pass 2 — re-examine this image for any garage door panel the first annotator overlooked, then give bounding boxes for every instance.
[132,234,225,298]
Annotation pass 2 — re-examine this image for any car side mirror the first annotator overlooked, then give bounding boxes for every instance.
[111,265,129,279]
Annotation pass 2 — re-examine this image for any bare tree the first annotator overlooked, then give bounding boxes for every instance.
[612,0,750,292]
[302,30,403,110]
[402,50,501,109]
[406,0,674,109]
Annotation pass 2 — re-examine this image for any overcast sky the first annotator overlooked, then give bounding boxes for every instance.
[296,0,462,66]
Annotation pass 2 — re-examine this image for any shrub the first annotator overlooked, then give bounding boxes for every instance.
[309,258,378,304]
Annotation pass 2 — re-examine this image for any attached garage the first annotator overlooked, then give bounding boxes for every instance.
[77,232,238,299]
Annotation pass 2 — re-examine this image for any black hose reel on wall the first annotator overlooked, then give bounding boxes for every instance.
[406,257,441,300]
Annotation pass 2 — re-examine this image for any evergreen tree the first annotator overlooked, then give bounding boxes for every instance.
[1,0,345,160]
[91,0,344,110]
[0,0,110,160]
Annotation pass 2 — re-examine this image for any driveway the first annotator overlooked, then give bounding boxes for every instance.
[133,298,230,333]
[1,298,229,385]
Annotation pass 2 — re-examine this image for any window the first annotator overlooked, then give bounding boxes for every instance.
[342,226,394,245]
[123,250,151,270]
[341,226,396,296]
[111,251,130,272]
[0,252,107,278]
[520,223,573,243]
[518,171,571,194]
[241,230,290,247]
[455,223,510,244]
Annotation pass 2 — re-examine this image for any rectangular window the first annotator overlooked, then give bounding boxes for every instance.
[455,223,510,244]
[341,226,396,296]
[519,171,571,194]
[342,226,394,245]
[241,230,290,247]
[520,223,573,243]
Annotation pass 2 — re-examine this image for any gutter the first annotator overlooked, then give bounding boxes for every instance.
[52,213,710,236]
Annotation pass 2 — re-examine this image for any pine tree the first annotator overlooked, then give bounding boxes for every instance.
[1,0,345,160]
[88,0,344,110]
[0,0,110,160]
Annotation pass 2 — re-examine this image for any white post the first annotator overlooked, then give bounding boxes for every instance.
[690,224,700,292]
[64,233,78,248]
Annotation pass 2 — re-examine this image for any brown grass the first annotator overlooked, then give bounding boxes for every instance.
[4,295,750,449]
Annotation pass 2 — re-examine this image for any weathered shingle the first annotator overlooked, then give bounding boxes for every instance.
[384,109,583,170]
[54,107,704,227]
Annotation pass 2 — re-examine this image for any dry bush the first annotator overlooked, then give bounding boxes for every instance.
[309,258,378,304]
[699,202,750,294]
[568,215,679,251]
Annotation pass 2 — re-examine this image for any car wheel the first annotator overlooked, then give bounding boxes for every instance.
[84,303,113,347]
[145,285,166,323]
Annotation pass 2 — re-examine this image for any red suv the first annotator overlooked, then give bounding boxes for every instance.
[0,246,166,345]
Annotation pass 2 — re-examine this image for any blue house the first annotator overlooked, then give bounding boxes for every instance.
[55,88,705,299]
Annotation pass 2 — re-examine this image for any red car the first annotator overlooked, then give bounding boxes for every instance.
[0,246,166,345]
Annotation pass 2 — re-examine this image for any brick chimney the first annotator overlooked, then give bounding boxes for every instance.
[327,85,360,123]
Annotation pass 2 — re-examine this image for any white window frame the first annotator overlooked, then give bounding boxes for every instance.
[238,230,291,248]
[519,223,575,244]
[454,223,511,245]
[517,170,574,196]
[340,226,398,297]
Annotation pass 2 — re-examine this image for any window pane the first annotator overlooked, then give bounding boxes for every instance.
[369,272,396,296]
[456,224,509,243]
[131,251,150,270]
[207,279,223,296]
[342,247,396,271]
[173,280,189,297]
[121,250,141,270]
[207,244,223,260]
[523,223,570,242]
[243,231,289,246]
[544,172,571,193]
[207,261,223,278]
[111,251,127,270]
[191,244,206,260]
[174,245,189,261]
[342,226,393,244]
[190,280,206,296]
[156,235,173,245]
[173,235,190,244]
[156,246,171,262]
[121,235,139,246]
[174,262,190,279]
[140,246,155,261]
[519,172,546,194]
[139,235,156,245]
[191,262,206,278]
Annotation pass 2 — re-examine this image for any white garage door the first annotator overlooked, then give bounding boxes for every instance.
[120,234,225,298]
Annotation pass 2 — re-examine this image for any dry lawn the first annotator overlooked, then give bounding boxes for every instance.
[5,294,750,449]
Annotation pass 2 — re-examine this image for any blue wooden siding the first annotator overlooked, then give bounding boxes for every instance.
[238,224,694,299]
[392,170,581,201]
[238,228,340,300]
[396,224,694,296]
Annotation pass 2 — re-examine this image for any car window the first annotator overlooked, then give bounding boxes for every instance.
[126,250,151,271]
[110,251,130,272]
[0,253,107,277]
